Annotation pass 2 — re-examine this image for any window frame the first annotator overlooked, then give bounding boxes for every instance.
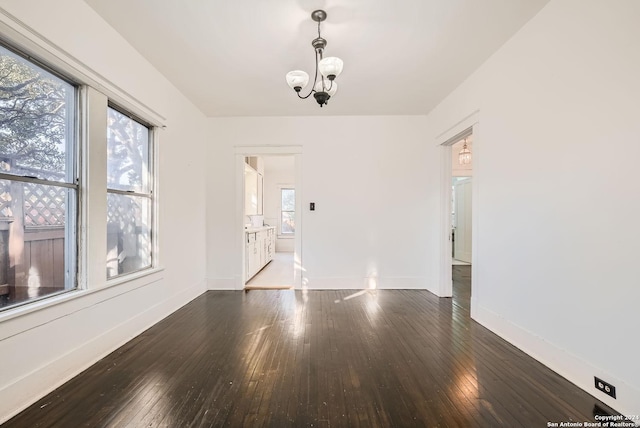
[279,185,295,238]
[0,20,165,318]
[0,40,80,311]
[105,103,156,280]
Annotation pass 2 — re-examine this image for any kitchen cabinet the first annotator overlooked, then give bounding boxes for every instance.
[245,226,276,282]
[244,164,262,216]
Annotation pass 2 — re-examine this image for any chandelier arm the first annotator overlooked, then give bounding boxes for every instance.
[313,48,321,91]
[326,79,333,92]
[294,48,321,99]
[296,89,316,100]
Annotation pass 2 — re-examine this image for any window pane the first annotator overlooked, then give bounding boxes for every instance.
[281,211,295,234]
[281,189,295,211]
[107,193,151,278]
[0,45,74,182]
[107,108,149,193]
[0,179,76,310]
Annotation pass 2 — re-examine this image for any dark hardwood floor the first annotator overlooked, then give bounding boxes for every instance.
[452,265,471,312]
[5,272,618,427]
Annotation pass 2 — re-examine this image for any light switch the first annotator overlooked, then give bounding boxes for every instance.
[310,202,315,211]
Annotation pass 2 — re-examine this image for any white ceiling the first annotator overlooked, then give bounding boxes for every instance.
[84,0,549,117]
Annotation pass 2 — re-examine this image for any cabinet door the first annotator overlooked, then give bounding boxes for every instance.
[249,240,258,278]
[260,232,266,266]
[246,233,259,280]
[257,173,264,215]
[245,243,252,280]
[268,229,274,261]
[270,229,276,260]
[244,165,258,216]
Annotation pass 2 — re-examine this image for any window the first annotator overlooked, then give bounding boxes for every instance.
[0,43,77,310]
[106,107,153,279]
[280,188,295,235]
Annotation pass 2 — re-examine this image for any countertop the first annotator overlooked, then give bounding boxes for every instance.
[244,225,275,233]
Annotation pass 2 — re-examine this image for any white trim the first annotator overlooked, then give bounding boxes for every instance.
[79,86,108,291]
[435,110,479,143]
[234,146,303,290]
[475,303,640,420]
[151,128,161,270]
[0,267,165,339]
[236,154,246,289]
[0,9,166,127]
[436,111,479,300]
[438,143,453,297]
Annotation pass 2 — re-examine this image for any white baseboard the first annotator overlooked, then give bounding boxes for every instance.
[206,276,435,292]
[473,303,640,420]
[0,279,205,424]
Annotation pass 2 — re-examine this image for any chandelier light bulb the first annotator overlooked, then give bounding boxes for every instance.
[285,70,310,92]
[318,57,344,80]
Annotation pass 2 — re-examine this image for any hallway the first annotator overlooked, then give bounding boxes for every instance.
[246,252,295,290]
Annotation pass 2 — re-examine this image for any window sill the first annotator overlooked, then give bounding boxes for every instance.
[278,234,295,239]
[106,266,165,287]
[0,266,165,330]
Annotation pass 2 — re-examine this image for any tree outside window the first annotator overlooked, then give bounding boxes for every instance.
[0,44,77,310]
[106,107,152,279]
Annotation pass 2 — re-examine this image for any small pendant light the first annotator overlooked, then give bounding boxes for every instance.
[458,138,471,165]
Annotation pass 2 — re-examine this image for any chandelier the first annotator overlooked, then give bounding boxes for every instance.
[458,138,472,165]
[285,10,344,107]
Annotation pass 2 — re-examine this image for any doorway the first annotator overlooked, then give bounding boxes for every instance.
[438,119,477,306]
[235,146,302,290]
[244,155,296,290]
[450,136,473,310]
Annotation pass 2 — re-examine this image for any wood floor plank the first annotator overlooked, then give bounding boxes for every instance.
[4,270,622,427]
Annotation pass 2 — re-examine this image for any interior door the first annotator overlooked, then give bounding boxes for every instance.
[454,178,472,263]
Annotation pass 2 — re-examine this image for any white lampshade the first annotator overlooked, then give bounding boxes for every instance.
[314,79,337,96]
[285,70,310,90]
[318,57,343,79]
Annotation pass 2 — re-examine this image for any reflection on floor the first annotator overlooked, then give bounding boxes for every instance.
[8,287,620,426]
[245,252,294,290]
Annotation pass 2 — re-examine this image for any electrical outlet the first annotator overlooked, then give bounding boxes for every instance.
[594,377,616,399]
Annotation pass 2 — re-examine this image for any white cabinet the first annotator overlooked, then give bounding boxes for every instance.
[245,226,275,282]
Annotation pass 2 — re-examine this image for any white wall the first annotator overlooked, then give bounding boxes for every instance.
[206,116,442,291]
[426,0,640,416]
[0,0,208,422]
[262,156,295,252]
